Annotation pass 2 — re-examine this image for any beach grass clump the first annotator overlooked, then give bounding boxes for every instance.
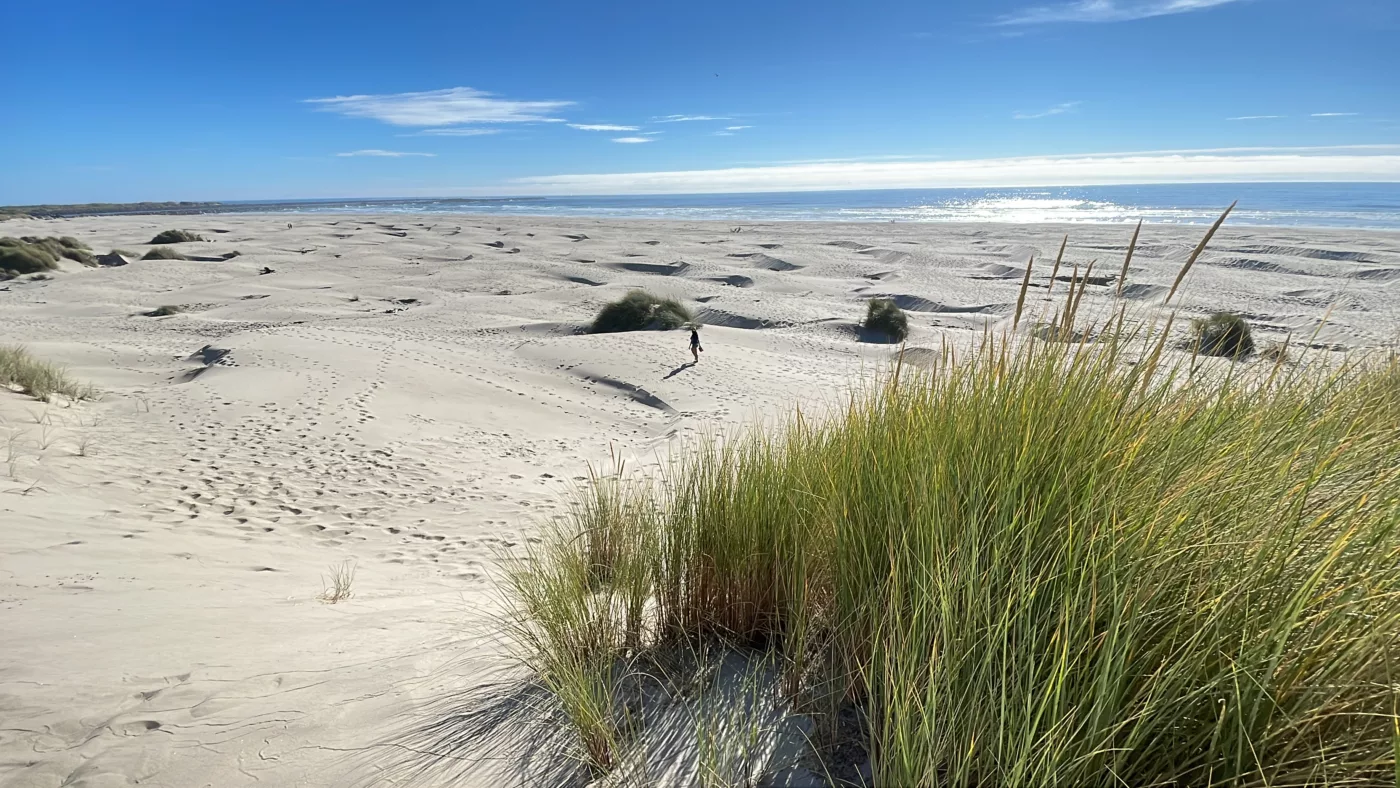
[142,305,183,317]
[590,290,692,333]
[862,297,908,342]
[149,229,204,244]
[0,345,96,401]
[141,246,187,261]
[506,322,1400,784]
[1192,311,1255,357]
[0,236,96,278]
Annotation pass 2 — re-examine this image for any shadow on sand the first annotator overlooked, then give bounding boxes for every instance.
[356,676,584,788]
[663,362,696,380]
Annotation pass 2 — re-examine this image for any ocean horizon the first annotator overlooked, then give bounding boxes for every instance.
[217,183,1400,231]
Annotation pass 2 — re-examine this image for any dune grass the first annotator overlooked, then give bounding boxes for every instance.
[862,297,908,342]
[1193,311,1256,358]
[504,211,1400,785]
[319,559,357,603]
[0,236,96,278]
[0,345,95,401]
[591,290,693,333]
[141,305,183,317]
[141,246,187,261]
[149,229,204,244]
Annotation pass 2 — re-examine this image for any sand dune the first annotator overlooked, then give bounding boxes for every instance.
[2,212,1399,786]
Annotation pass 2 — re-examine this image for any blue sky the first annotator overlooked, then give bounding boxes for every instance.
[5,0,1398,203]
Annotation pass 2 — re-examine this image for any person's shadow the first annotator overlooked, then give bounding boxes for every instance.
[663,362,696,380]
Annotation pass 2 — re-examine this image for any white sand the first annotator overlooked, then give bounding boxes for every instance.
[2,213,1398,786]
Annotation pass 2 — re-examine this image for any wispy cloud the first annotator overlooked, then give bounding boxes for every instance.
[612,136,655,144]
[1014,101,1081,120]
[1228,115,1284,121]
[306,87,572,126]
[569,123,640,131]
[336,150,436,158]
[1312,112,1360,117]
[653,114,731,123]
[411,128,502,136]
[998,0,1242,25]
[504,146,1400,195]
[725,125,752,131]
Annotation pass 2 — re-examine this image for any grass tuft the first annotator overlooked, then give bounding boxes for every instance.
[0,236,96,278]
[0,345,96,401]
[1191,311,1255,357]
[149,229,205,244]
[590,290,693,333]
[862,297,908,342]
[319,560,356,603]
[141,246,187,261]
[141,305,184,317]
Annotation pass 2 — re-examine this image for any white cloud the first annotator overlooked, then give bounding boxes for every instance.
[612,136,655,144]
[336,150,436,158]
[999,0,1242,25]
[569,123,640,131]
[653,114,731,123]
[1228,115,1284,120]
[503,146,1400,195]
[1312,112,1360,117]
[306,87,572,126]
[1014,101,1081,120]
[724,125,752,131]
[412,128,503,136]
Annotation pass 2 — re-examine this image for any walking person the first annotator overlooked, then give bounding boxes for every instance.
[689,326,703,363]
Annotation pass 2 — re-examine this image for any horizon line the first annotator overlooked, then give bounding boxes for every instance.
[5,179,1400,210]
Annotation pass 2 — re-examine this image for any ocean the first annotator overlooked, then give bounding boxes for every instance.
[232,183,1400,230]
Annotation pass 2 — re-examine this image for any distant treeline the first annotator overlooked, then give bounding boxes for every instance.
[0,201,227,220]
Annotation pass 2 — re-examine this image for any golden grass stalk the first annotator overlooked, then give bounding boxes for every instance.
[1165,201,1236,304]
[1116,218,1142,297]
[1013,255,1034,329]
[1046,234,1067,296]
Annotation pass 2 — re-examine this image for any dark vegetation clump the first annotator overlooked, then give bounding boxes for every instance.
[142,305,184,317]
[149,229,205,244]
[0,236,96,279]
[1191,312,1254,358]
[590,290,693,333]
[863,297,909,342]
[142,246,187,261]
[0,201,218,220]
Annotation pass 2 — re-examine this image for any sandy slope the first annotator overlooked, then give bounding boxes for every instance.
[1,213,1398,787]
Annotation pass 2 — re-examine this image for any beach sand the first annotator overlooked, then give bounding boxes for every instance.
[2,213,1399,787]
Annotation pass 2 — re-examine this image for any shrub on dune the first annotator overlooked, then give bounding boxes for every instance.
[590,290,693,333]
[0,239,59,278]
[1191,311,1255,357]
[0,236,96,278]
[863,296,908,342]
[142,246,187,261]
[149,229,204,244]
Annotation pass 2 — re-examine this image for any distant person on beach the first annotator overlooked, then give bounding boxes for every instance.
[690,327,703,363]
